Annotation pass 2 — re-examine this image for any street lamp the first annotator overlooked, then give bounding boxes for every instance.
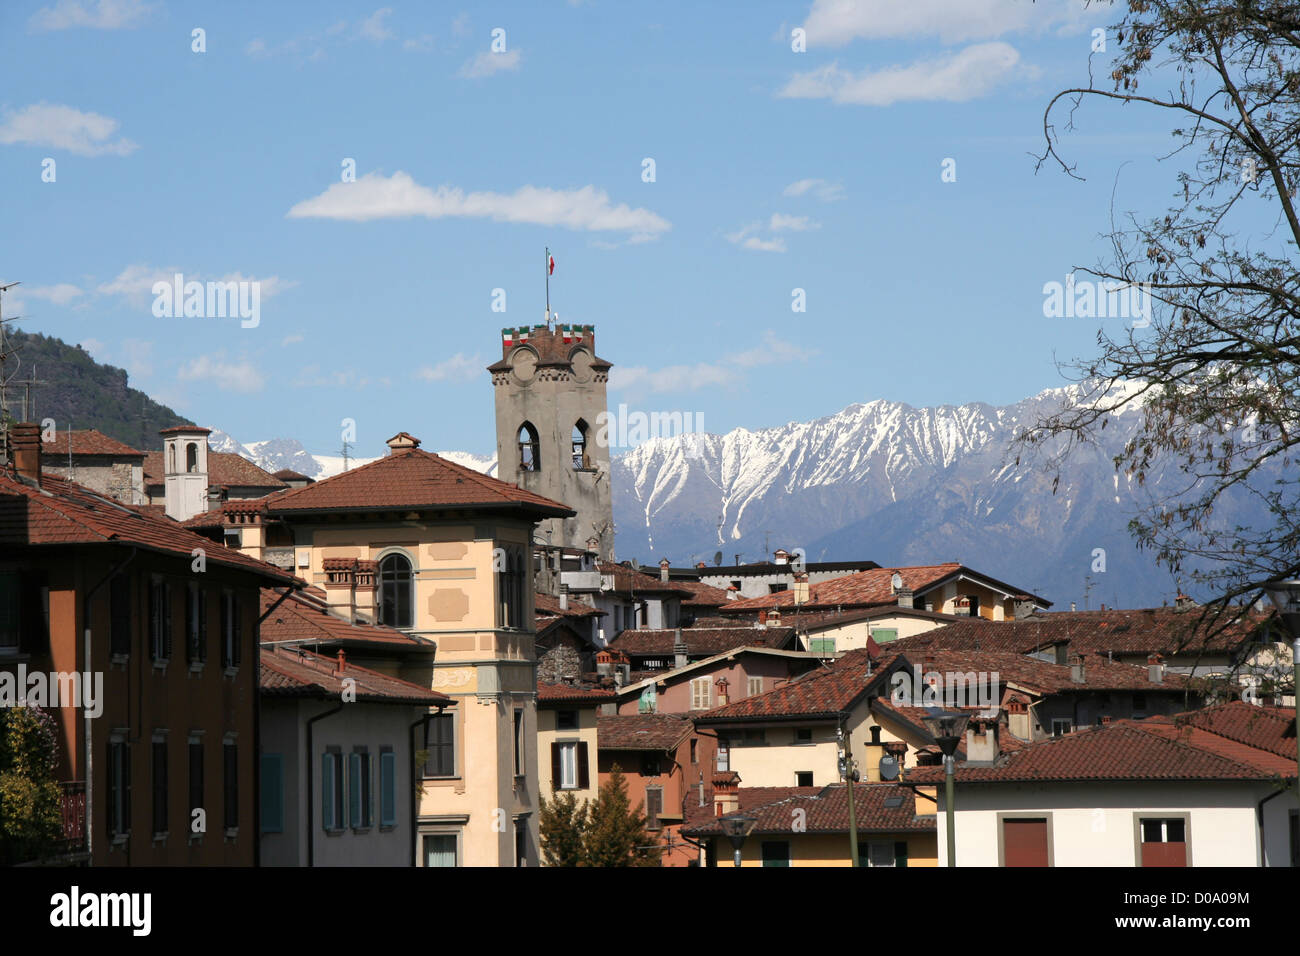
[922,709,970,868]
[1264,577,1300,800]
[719,814,757,868]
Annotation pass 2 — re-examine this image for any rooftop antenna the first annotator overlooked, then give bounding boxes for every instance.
[20,363,48,423]
[340,435,353,472]
[0,282,23,426]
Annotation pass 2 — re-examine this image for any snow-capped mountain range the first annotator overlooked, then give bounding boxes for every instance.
[215,382,1267,609]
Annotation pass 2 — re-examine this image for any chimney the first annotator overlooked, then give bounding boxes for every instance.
[863,724,884,783]
[758,609,767,626]
[673,628,688,669]
[323,558,358,623]
[386,431,421,454]
[335,649,346,676]
[964,716,1000,763]
[895,587,914,610]
[1070,654,1085,684]
[1070,602,1077,612]
[713,772,740,817]
[659,558,670,582]
[793,572,810,605]
[695,561,707,569]
[773,549,790,565]
[8,422,42,485]
[716,677,729,707]
[1175,593,1196,610]
[1147,653,1164,684]
[1013,598,1036,620]
[595,650,614,678]
[353,559,378,624]
[559,583,570,611]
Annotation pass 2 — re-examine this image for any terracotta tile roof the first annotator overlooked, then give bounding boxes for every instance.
[273,469,311,481]
[697,650,899,723]
[0,471,297,584]
[534,591,603,618]
[890,608,1274,658]
[598,562,695,597]
[143,450,287,490]
[597,714,693,751]
[1174,701,1296,760]
[259,589,427,651]
[1136,716,1297,776]
[260,645,450,705]
[40,429,144,458]
[538,681,617,703]
[261,447,572,516]
[899,648,1192,695]
[674,580,732,607]
[721,564,964,612]
[904,718,1290,785]
[608,626,797,657]
[683,784,933,837]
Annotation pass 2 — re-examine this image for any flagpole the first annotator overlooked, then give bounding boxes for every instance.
[545,246,550,325]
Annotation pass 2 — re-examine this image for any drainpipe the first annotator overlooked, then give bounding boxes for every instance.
[306,701,345,867]
[83,546,137,865]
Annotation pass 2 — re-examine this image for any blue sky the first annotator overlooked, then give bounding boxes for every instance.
[2,0,1183,457]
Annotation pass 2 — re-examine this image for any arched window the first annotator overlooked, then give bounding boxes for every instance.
[168,445,177,474]
[186,443,198,473]
[572,420,590,469]
[517,423,540,472]
[379,553,413,628]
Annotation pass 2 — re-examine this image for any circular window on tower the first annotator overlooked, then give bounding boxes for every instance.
[570,347,593,383]
[511,347,537,385]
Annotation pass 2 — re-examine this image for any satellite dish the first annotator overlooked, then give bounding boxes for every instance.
[713,551,723,567]
[891,572,903,593]
[879,755,900,781]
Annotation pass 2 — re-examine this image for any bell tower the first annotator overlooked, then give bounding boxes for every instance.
[490,324,614,558]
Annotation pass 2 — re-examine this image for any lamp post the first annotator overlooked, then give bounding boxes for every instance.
[923,709,970,868]
[720,814,757,868]
[1264,578,1300,801]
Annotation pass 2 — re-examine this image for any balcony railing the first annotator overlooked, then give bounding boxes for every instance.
[60,781,86,848]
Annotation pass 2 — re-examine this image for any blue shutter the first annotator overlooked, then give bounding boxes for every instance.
[322,754,335,830]
[349,753,362,828]
[260,754,283,833]
[380,752,397,827]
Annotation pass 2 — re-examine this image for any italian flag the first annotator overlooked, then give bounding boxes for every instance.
[548,254,555,275]
[561,324,573,343]
[502,328,513,346]
[517,326,530,343]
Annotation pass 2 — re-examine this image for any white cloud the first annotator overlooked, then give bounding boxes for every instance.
[779,42,1021,106]
[458,48,521,78]
[22,283,84,305]
[0,103,137,156]
[292,365,376,388]
[769,213,818,232]
[95,265,295,305]
[280,333,305,347]
[726,214,816,252]
[287,171,671,237]
[179,355,265,393]
[783,178,844,201]
[417,353,482,382]
[28,0,152,31]
[614,333,815,393]
[404,34,435,52]
[358,7,394,42]
[799,0,1093,47]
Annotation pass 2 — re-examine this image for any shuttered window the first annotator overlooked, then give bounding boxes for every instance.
[1139,817,1187,867]
[151,739,168,835]
[690,678,712,710]
[322,751,344,830]
[109,573,131,657]
[108,738,131,837]
[188,741,203,832]
[186,583,207,664]
[380,751,397,827]
[645,787,663,831]
[261,753,284,833]
[223,741,238,831]
[1002,818,1049,867]
[150,576,171,662]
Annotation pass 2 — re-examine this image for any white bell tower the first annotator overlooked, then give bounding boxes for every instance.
[161,425,212,521]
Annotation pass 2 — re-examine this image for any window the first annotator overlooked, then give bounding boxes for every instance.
[108,737,131,839]
[517,422,540,472]
[220,590,241,670]
[690,677,712,710]
[110,574,131,657]
[350,751,373,829]
[1002,817,1050,867]
[1139,817,1187,867]
[553,741,588,791]
[424,713,456,778]
[149,576,171,663]
[809,636,836,657]
[151,737,168,836]
[645,787,663,831]
[186,442,198,473]
[186,583,206,665]
[1132,692,1147,713]
[641,753,662,777]
[795,728,813,745]
[168,444,176,473]
[638,602,648,627]
[795,771,813,787]
[379,553,414,629]
[689,739,697,765]
[261,754,284,834]
[638,685,657,714]
[223,740,238,832]
[572,420,590,469]
[967,595,981,618]
[1050,718,1073,738]
[859,840,908,867]
[730,581,742,592]
[423,833,457,867]
[380,750,397,827]
[768,583,788,594]
[496,547,526,629]
[761,841,790,867]
[871,628,898,644]
[515,824,528,867]
[747,677,764,697]
[557,710,578,731]
[716,740,729,772]
[513,709,525,777]
[188,739,203,834]
[322,750,345,830]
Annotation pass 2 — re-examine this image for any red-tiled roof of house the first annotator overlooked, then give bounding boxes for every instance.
[675,579,733,607]
[143,450,287,491]
[260,645,450,705]
[597,714,693,751]
[534,591,603,618]
[40,429,144,457]
[905,716,1292,785]
[260,446,573,516]
[1174,701,1296,759]
[259,589,427,651]
[608,626,797,658]
[538,681,617,703]
[0,471,297,584]
[890,607,1274,658]
[597,562,695,597]
[273,469,312,481]
[900,648,1192,695]
[697,650,899,723]
[683,784,932,837]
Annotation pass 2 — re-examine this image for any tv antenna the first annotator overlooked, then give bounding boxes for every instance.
[0,282,22,424]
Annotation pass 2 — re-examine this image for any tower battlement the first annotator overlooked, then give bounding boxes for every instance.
[497,323,597,363]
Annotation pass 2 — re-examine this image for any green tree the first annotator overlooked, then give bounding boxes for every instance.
[580,766,662,868]
[538,789,588,867]
[0,705,64,865]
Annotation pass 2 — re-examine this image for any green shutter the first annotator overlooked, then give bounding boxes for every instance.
[380,752,397,827]
[322,754,335,830]
[349,753,362,828]
[872,628,898,644]
[261,754,284,833]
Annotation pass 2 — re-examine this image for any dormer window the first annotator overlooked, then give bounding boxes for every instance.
[518,423,540,472]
